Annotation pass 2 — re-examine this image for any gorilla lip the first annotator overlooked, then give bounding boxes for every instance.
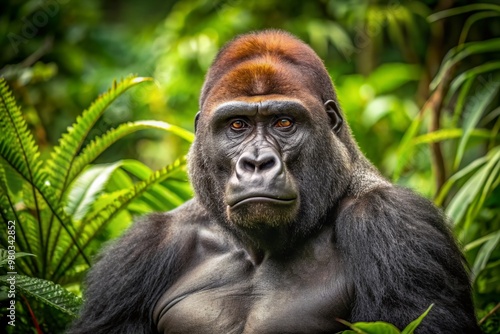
[229,196,296,208]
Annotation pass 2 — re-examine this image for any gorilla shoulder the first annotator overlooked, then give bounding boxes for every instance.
[135,199,233,255]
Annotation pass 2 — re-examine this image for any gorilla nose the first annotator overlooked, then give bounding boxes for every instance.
[236,151,283,178]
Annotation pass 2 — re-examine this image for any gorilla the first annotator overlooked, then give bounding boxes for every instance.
[69,30,480,333]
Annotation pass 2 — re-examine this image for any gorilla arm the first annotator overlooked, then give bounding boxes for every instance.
[336,185,480,333]
[67,202,199,334]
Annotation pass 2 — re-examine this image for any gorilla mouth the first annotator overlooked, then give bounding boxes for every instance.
[230,196,297,208]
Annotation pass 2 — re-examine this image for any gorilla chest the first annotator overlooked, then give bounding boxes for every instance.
[154,232,351,333]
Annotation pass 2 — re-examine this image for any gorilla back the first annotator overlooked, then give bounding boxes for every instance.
[70,30,480,334]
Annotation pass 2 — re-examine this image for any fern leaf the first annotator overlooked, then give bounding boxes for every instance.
[0,164,16,225]
[52,156,187,281]
[0,155,90,267]
[119,159,190,209]
[0,78,49,267]
[0,78,46,195]
[68,120,193,184]
[0,274,82,317]
[47,76,153,197]
[0,80,91,268]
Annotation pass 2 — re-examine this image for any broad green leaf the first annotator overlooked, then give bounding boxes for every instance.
[65,162,125,221]
[367,63,421,95]
[401,304,433,334]
[362,96,396,128]
[353,322,400,334]
[352,322,400,334]
[119,159,154,179]
[337,319,367,334]
[338,318,400,334]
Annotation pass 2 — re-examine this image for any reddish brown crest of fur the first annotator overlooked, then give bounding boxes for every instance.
[200,30,336,113]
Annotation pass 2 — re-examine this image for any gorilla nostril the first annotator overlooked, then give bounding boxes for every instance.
[242,160,256,172]
[259,158,276,171]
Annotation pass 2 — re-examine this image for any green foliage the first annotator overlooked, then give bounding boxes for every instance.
[0,274,82,317]
[48,76,154,197]
[0,76,192,332]
[340,305,433,334]
[392,5,500,331]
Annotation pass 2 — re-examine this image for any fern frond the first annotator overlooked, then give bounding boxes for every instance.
[0,128,91,268]
[0,78,48,263]
[0,140,37,189]
[0,80,65,219]
[0,79,48,205]
[0,164,16,225]
[0,274,82,317]
[0,79,44,187]
[47,76,153,197]
[0,148,90,268]
[0,163,39,275]
[52,156,187,281]
[69,120,194,184]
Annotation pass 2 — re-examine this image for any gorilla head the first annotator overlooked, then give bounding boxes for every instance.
[189,30,361,250]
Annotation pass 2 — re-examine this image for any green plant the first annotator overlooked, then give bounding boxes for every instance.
[394,4,500,331]
[0,76,193,333]
[339,304,433,334]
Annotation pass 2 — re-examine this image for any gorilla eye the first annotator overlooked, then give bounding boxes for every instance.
[230,120,247,131]
[274,118,293,129]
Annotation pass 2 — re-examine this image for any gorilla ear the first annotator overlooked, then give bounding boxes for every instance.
[194,111,201,133]
[324,100,343,133]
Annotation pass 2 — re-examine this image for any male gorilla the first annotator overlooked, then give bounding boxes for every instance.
[70,30,480,333]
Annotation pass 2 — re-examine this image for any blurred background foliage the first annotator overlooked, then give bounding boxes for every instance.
[0,0,499,332]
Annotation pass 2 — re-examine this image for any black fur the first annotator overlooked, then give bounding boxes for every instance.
[68,209,193,334]
[336,187,479,332]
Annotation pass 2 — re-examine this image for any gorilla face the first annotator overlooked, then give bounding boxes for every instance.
[190,96,350,245]
[216,100,304,228]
